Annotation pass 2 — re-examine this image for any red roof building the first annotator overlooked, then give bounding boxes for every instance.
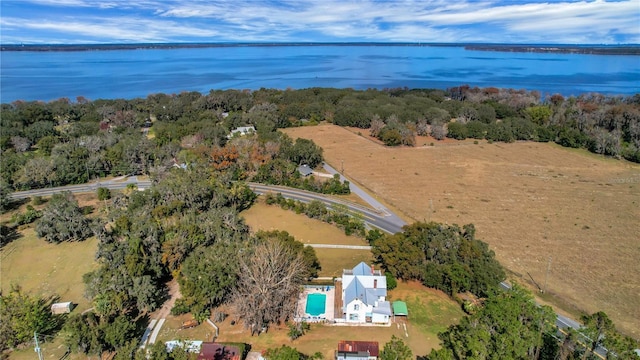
[336,340,379,360]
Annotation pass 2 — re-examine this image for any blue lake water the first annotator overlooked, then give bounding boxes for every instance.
[1,45,639,102]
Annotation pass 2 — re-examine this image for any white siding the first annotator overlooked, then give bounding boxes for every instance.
[344,299,370,323]
[371,313,389,324]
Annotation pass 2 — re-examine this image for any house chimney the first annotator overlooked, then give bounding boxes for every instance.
[371,265,374,274]
[374,279,377,288]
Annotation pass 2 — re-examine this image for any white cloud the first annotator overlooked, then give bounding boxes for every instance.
[2,0,639,43]
[1,16,222,43]
[149,0,639,42]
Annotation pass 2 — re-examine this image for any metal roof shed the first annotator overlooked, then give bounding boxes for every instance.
[392,301,408,316]
[297,164,313,177]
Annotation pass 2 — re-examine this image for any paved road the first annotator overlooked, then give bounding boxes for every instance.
[9,176,151,199]
[10,176,606,356]
[322,162,407,229]
[248,183,403,234]
[10,178,402,234]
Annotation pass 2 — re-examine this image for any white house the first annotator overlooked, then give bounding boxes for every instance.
[341,262,391,324]
[227,126,256,139]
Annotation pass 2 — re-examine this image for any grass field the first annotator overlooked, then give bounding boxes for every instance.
[0,228,98,312]
[313,248,374,277]
[236,200,464,356]
[241,201,373,277]
[154,281,463,359]
[241,200,369,246]
[1,193,102,314]
[283,124,640,337]
[1,194,104,360]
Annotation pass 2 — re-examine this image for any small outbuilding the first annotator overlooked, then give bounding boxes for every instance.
[51,302,74,314]
[392,301,408,317]
[336,340,379,360]
[297,164,314,177]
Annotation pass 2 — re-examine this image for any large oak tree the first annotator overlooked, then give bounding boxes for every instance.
[231,236,308,335]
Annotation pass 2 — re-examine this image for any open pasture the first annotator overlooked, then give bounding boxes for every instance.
[283,124,640,337]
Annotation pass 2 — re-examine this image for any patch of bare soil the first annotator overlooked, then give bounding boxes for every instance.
[283,124,640,338]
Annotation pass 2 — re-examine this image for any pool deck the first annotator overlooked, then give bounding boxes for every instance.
[295,286,335,322]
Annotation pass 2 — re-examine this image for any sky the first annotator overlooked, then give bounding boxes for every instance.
[1,0,639,44]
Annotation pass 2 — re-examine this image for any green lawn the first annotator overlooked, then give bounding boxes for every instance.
[1,227,98,313]
[314,248,374,277]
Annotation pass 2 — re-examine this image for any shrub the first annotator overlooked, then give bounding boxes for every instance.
[97,187,111,200]
[447,122,468,140]
[170,298,190,315]
[11,205,42,225]
[379,128,403,146]
[385,272,398,290]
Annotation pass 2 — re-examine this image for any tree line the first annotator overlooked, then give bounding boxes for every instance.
[2,87,637,197]
[0,93,354,196]
[372,222,505,298]
[370,221,638,359]
[425,286,639,360]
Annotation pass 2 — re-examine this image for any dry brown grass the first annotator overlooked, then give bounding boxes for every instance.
[0,228,99,312]
[241,200,368,247]
[1,193,103,316]
[241,201,372,277]
[283,124,640,337]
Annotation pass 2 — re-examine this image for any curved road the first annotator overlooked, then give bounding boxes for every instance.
[10,178,404,234]
[248,183,404,234]
[9,176,605,356]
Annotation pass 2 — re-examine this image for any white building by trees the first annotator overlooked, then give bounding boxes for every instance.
[341,262,391,324]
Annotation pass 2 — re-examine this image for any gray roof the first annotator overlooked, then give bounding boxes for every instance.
[352,262,371,275]
[344,278,386,306]
[372,301,392,316]
[297,164,313,176]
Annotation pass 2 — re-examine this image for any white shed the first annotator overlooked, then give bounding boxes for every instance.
[51,302,73,314]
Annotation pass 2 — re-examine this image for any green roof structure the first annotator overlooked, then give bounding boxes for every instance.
[392,301,408,316]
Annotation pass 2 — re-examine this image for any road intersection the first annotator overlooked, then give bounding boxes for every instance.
[9,174,606,356]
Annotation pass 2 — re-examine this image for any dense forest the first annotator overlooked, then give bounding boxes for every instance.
[0,90,352,195]
[1,87,639,194]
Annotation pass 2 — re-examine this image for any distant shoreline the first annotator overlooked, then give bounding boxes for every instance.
[465,44,640,56]
[1,42,639,55]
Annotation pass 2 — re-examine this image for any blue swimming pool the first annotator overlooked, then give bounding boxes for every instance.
[305,293,326,316]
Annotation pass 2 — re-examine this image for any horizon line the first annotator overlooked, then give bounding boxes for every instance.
[2,41,640,46]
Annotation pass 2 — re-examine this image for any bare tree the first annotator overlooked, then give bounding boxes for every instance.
[231,240,307,335]
[416,118,429,136]
[10,136,31,153]
[369,114,385,137]
[399,126,416,146]
[431,124,448,140]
